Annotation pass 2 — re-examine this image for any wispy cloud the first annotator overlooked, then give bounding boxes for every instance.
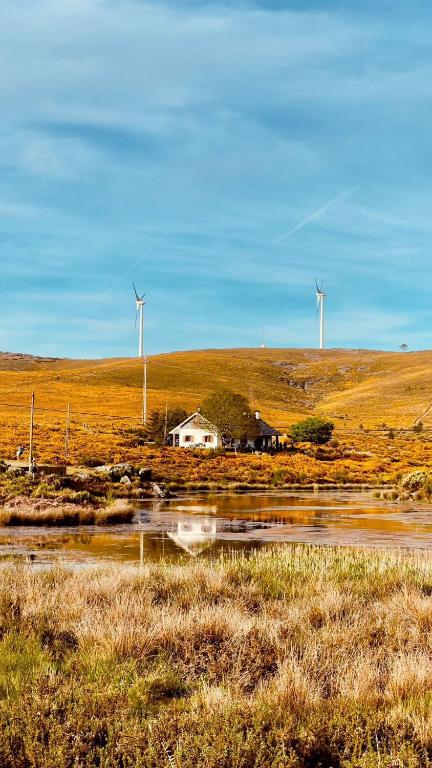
[0,1,431,355]
[260,186,359,253]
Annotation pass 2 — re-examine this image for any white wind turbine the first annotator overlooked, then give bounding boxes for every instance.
[133,283,145,358]
[315,280,326,350]
[133,283,147,423]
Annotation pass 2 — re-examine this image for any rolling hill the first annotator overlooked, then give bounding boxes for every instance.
[0,346,430,432]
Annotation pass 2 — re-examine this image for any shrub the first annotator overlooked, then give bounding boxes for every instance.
[400,471,429,491]
[291,417,334,445]
[77,454,106,468]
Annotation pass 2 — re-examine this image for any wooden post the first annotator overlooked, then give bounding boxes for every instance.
[29,393,35,472]
[163,402,168,443]
[142,356,147,424]
[65,403,71,462]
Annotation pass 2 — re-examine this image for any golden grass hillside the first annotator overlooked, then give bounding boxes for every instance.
[0,346,432,463]
[2,546,432,766]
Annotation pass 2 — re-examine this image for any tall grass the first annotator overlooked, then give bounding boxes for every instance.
[0,498,134,526]
[1,546,432,765]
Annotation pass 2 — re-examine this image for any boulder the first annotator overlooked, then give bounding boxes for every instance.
[108,463,136,482]
[151,482,171,499]
[138,467,152,482]
[119,475,132,485]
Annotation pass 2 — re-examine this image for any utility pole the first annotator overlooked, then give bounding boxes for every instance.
[65,403,71,462]
[142,355,147,424]
[29,393,35,473]
[163,402,168,443]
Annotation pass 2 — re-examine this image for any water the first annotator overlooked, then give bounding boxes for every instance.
[0,490,431,566]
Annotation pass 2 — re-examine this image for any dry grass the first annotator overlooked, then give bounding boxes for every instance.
[2,347,432,462]
[1,546,432,765]
[0,498,134,526]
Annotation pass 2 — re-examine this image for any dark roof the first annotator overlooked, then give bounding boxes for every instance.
[256,418,280,437]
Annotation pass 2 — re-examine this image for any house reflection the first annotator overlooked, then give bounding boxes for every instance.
[167,519,217,557]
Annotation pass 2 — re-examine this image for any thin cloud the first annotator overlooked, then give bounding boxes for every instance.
[265,185,359,247]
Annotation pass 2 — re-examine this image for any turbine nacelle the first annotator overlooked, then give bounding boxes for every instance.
[133,282,145,307]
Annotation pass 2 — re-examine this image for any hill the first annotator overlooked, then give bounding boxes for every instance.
[0,346,430,463]
[0,346,430,425]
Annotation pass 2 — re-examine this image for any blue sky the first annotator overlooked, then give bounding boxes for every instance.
[1,0,432,357]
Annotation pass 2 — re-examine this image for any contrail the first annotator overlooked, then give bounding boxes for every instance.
[260,185,358,252]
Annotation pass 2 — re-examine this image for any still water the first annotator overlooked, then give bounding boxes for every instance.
[0,491,431,566]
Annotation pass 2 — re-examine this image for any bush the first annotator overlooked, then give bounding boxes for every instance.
[77,454,106,468]
[400,471,429,491]
[290,417,334,445]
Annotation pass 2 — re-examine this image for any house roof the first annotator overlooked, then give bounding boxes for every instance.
[169,411,217,435]
[256,418,281,437]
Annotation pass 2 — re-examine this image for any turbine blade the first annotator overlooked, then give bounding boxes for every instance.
[132,282,139,300]
[135,307,139,330]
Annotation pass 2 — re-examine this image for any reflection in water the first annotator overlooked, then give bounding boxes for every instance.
[0,490,431,566]
[167,519,217,557]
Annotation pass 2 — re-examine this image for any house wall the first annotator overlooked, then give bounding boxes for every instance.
[177,426,220,449]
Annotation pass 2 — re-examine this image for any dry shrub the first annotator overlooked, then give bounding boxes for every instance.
[1,548,432,765]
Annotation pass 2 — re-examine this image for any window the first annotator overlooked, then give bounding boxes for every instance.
[183,435,194,443]
[204,435,213,443]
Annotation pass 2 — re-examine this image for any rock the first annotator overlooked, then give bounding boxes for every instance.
[151,482,171,498]
[138,467,152,482]
[119,475,132,485]
[6,467,26,477]
[108,463,136,481]
[0,461,9,474]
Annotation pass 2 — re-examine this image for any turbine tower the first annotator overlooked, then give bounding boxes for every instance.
[133,283,145,358]
[133,283,147,423]
[315,281,326,350]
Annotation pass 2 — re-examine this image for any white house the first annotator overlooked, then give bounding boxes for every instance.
[169,412,221,449]
[169,410,280,450]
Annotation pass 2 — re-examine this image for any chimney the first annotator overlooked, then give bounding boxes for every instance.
[255,410,260,420]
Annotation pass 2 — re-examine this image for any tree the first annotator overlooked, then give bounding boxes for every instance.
[200,390,260,446]
[291,416,334,445]
[400,344,408,351]
[147,407,188,445]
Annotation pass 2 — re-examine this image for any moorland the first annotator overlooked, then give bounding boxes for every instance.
[2,546,432,767]
[0,347,432,489]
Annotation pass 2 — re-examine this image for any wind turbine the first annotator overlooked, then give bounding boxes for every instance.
[133,283,147,423]
[133,283,145,358]
[315,281,326,350]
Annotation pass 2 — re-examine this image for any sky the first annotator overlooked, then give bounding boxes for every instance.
[1,0,432,357]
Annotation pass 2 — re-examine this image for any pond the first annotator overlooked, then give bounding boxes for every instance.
[0,490,431,566]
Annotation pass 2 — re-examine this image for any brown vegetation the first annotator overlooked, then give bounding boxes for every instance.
[0,497,134,526]
[2,347,432,487]
[0,546,432,765]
